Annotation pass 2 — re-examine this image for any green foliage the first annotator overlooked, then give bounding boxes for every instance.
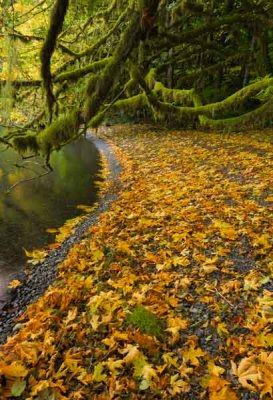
[125,305,163,338]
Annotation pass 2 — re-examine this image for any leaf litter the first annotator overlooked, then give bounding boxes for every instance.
[1,125,273,399]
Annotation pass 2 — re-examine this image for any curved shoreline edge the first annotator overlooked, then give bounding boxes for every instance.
[0,132,120,344]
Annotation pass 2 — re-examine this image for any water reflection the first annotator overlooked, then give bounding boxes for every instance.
[0,138,100,300]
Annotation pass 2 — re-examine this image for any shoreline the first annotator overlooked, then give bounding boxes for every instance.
[0,132,120,344]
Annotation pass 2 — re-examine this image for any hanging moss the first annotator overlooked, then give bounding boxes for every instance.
[111,93,149,113]
[86,74,100,97]
[37,112,81,155]
[107,63,273,130]
[202,98,273,130]
[40,0,69,121]
[145,68,156,89]
[13,133,39,155]
[153,81,195,106]
[197,77,273,116]
[143,70,273,127]
[124,78,138,97]
[88,110,107,128]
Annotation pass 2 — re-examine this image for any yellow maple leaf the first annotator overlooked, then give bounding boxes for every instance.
[202,265,218,274]
[8,279,22,289]
[142,364,158,381]
[92,248,105,263]
[232,357,260,391]
[122,344,141,363]
[258,333,273,347]
[166,317,188,343]
[30,380,50,397]
[0,361,28,378]
[182,345,206,366]
[116,241,135,255]
[216,322,229,336]
[162,353,179,368]
[210,384,238,400]
[169,374,190,395]
[264,196,273,202]
[213,219,237,240]
[105,358,124,375]
[252,233,271,249]
[93,363,107,382]
[172,256,191,267]
[207,361,225,376]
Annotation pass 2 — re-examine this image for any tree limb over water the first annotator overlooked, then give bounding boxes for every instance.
[2,0,273,166]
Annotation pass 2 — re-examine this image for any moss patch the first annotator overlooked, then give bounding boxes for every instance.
[125,305,164,339]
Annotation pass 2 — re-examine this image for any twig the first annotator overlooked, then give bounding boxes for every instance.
[5,169,52,194]
[214,287,236,309]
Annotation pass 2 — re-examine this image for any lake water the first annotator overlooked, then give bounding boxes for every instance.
[0,138,100,300]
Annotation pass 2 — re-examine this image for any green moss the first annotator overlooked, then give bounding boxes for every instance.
[84,12,140,122]
[13,133,39,155]
[198,77,273,116]
[37,112,80,154]
[125,305,164,338]
[88,110,106,128]
[78,7,128,59]
[112,93,148,113]
[54,58,111,83]
[124,78,138,97]
[153,81,195,106]
[203,98,273,130]
[146,68,156,90]
[40,0,69,119]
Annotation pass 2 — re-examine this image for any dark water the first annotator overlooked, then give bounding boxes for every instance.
[0,138,100,299]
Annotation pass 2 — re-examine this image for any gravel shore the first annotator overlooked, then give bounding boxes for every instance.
[0,133,120,344]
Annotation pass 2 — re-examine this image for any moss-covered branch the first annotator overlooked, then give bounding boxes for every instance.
[202,98,273,130]
[110,66,273,129]
[76,7,128,59]
[84,12,142,123]
[40,0,69,121]
[54,58,111,83]
[163,12,265,46]
[12,112,81,158]
[0,80,41,88]
[111,93,149,113]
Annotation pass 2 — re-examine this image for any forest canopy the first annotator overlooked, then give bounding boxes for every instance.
[1,0,273,166]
